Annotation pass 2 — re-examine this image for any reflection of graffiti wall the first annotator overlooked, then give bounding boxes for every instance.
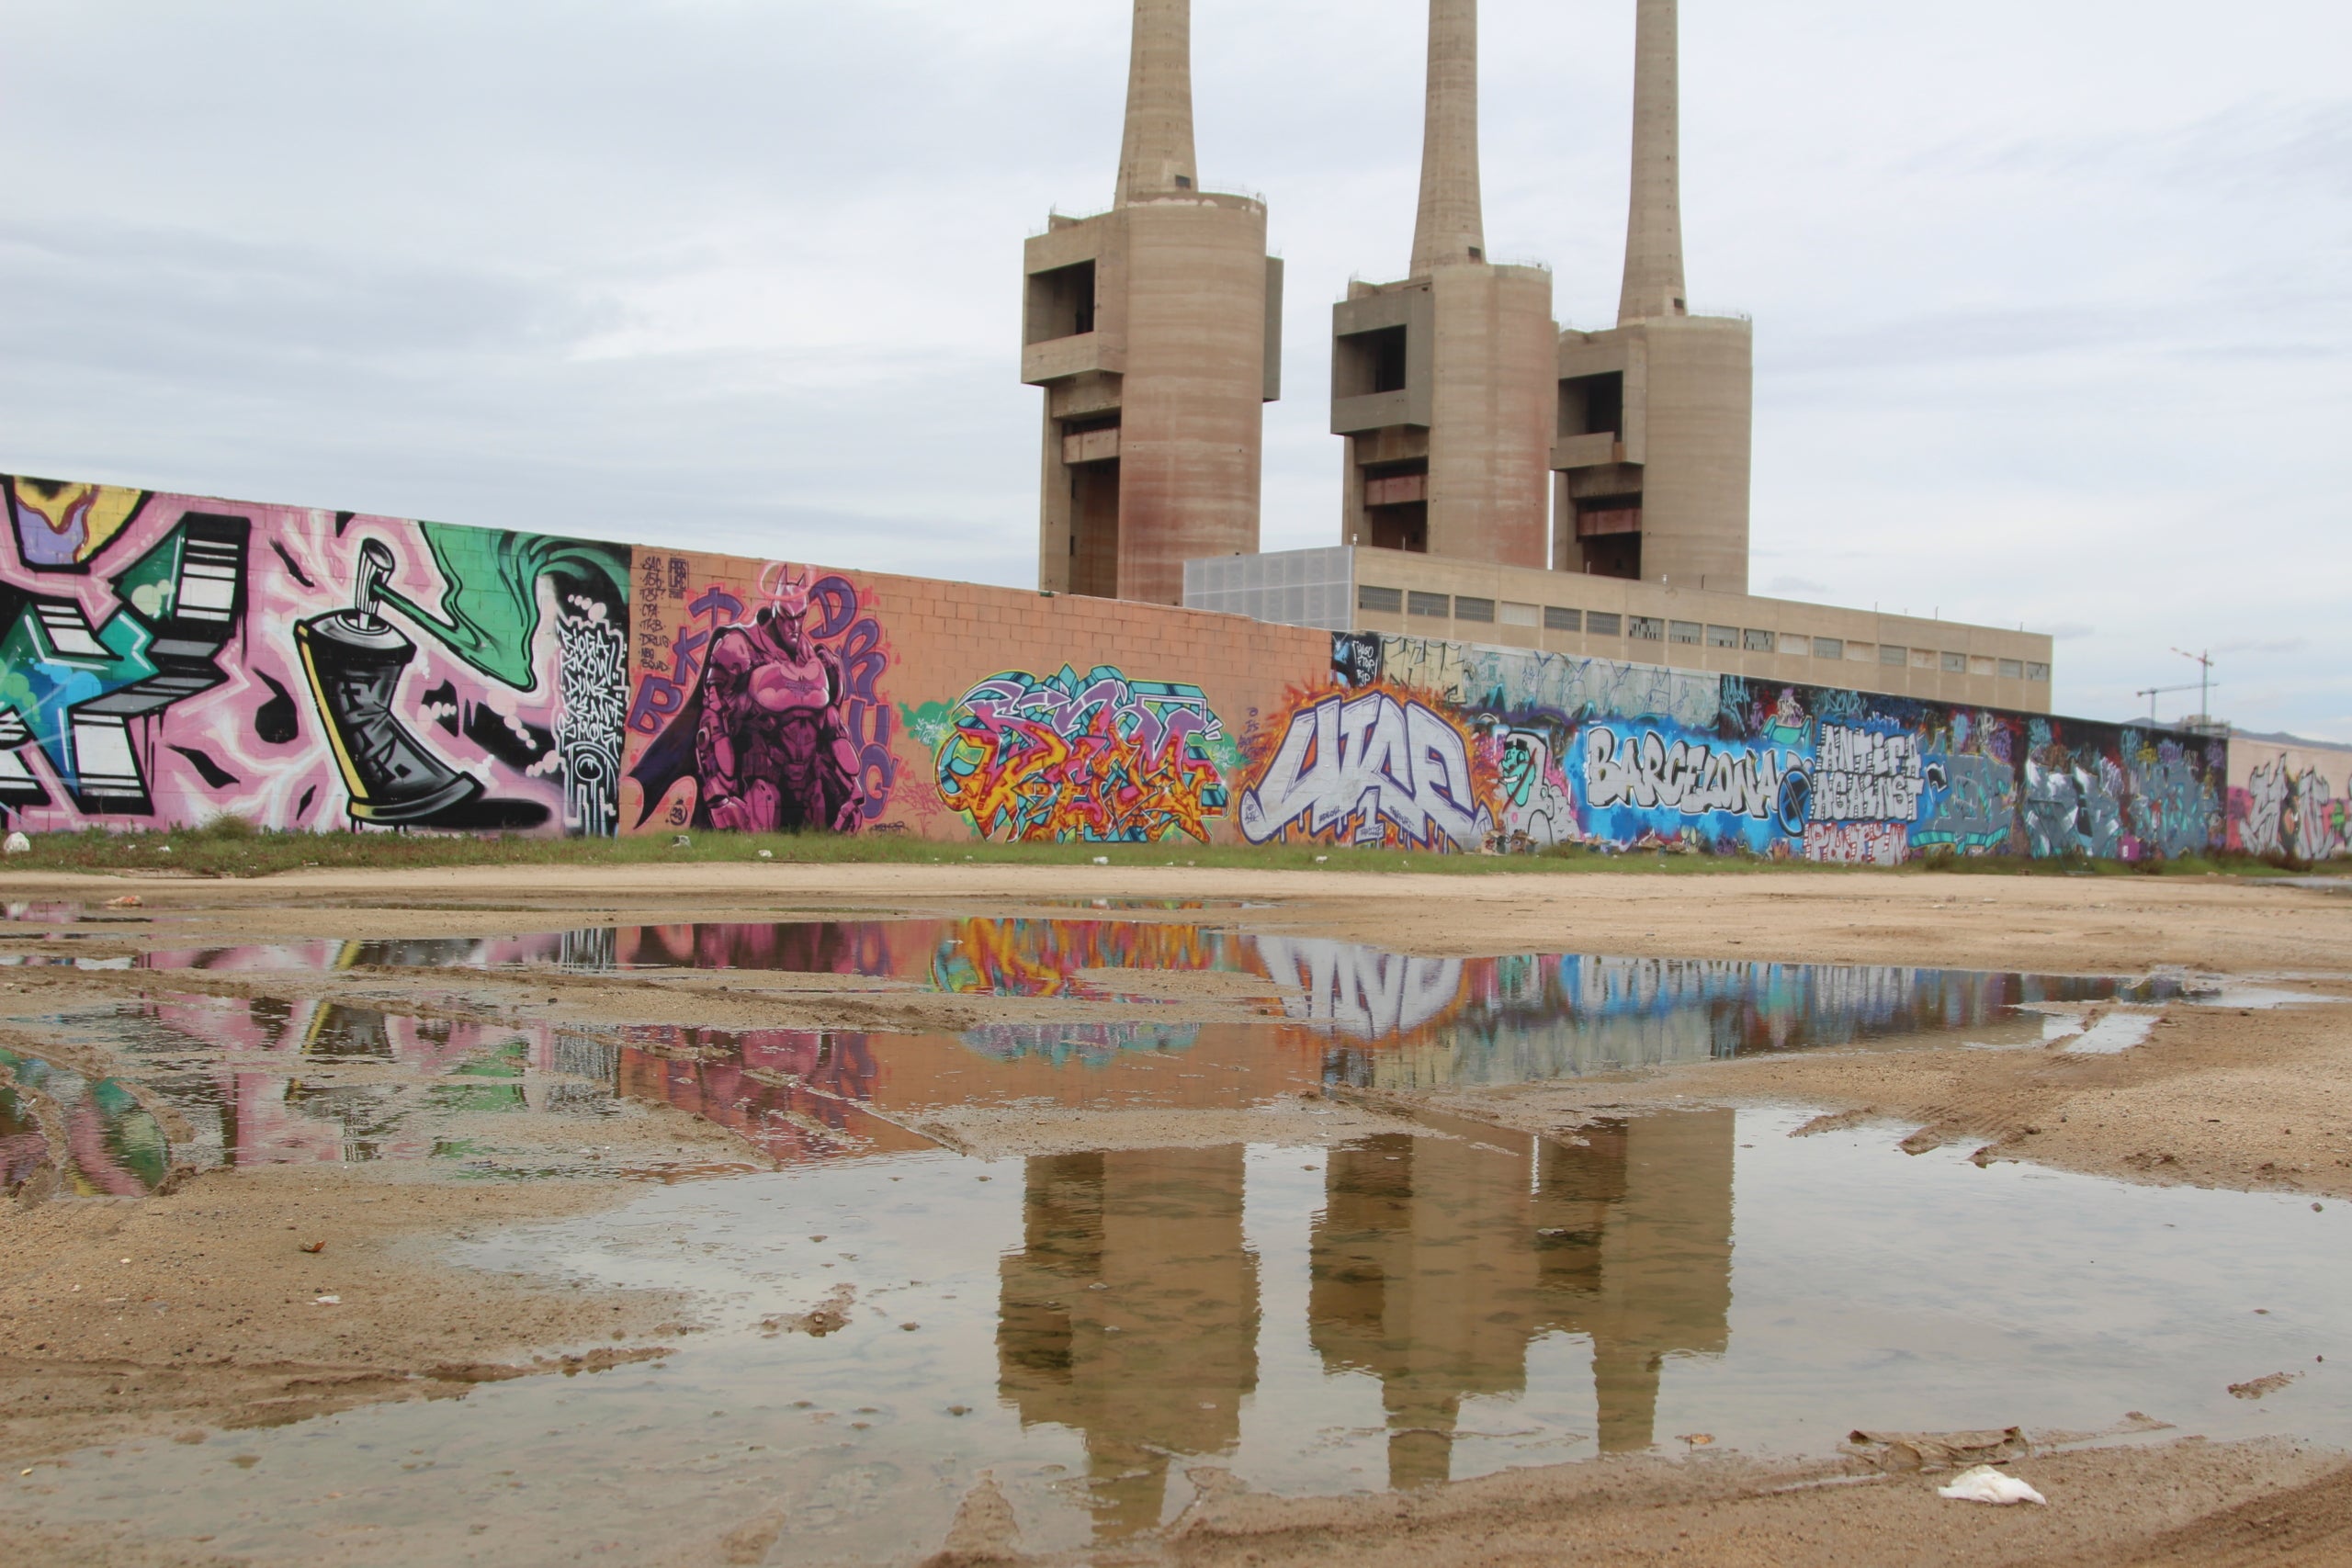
[925,665,1231,842]
[0,472,628,834]
[2229,738,2352,862]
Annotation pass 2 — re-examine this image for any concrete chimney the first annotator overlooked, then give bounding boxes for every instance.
[1411,0,1487,275]
[1024,0,1281,607]
[1115,0,1199,206]
[1617,0,1688,322]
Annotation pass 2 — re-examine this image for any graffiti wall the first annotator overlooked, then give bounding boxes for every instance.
[914,665,1234,843]
[2228,737,2352,862]
[0,468,2293,864]
[620,550,897,835]
[1312,634,2230,863]
[0,473,628,835]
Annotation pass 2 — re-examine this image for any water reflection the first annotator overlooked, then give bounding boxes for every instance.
[17,1114,2350,1565]
[1312,1112,1733,1483]
[6,919,2179,1187]
[999,1148,1260,1534]
[982,1112,1734,1530]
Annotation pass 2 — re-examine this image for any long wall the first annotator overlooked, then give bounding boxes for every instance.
[3,470,2337,863]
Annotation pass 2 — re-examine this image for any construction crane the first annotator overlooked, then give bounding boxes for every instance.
[2134,680,2215,725]
[2170,648,2219,728]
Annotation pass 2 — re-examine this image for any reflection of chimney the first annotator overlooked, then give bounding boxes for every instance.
[1305,1111,1736,1476]
[1115,0,1198,206]
[1618,0,1689,323]
[1585,1109,1735,1451]
[997,1147,1260,1539]
[1411,0,1486,275]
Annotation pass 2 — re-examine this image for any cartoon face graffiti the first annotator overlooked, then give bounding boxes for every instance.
[695,574,863,834]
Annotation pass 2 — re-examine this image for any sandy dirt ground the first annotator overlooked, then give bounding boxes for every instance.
[5,863,2351,1565]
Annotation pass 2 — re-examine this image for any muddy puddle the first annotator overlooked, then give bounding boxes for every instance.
[2,919,2180,1193]
[11,1111,2343,1565]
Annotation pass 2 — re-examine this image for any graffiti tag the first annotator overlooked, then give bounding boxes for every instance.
[1238,689,1495,851]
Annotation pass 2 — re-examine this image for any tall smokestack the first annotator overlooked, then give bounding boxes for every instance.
[1115,0,1199,206]
[1410,0,1486,275]
[1617,0,1687,322]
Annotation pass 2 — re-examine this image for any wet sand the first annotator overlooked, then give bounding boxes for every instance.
[5,863,2351,1564]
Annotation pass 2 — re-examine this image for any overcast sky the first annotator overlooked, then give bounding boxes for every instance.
[5,0,2346,737]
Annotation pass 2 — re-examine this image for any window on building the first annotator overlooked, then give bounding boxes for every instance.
[1780,633,1809,657]
[1941,651,1967,673]
[1454,596,1496,624]
[1848,642,1874,661]
[1744,628,1775,652]
[1588,612,1623,637]
[1408,591,1450,619]
[1544,605,1581,633]
[1999,658,2024,680]
[1880,643,1906,666]
[1358,585,1403,615]
[1499,601,1540,627]
[1668,620,1702,645]
[1706,625,1738,649]
[1909,647,1936,669]
[1630,615,1665,641]
[2026,661,2051,682]
[1970,655,1996,677]
[1813,637,1844,660]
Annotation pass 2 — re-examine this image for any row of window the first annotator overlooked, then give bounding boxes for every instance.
[1360,585,2048,681]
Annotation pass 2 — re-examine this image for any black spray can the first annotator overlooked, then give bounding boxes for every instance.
[297,538,485,826]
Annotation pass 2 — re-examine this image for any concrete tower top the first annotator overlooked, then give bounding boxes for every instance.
[1618,0,1688,322]
[1115,0,1200,205]
[1410,0,1487,276]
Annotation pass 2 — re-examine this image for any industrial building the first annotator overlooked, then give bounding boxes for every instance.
[1017,0,2046,706]
[1020,0,1283,608]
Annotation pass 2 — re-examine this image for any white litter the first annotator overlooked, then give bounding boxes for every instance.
[2,831,28,856]
[1092,856,1109,865]
[312,1294,341,1306]
[1936,1465,2046,1506]
[2064,1012,2159,1055]
[757,850,774,860]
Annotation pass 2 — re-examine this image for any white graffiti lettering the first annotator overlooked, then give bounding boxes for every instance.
[1804,821,1907,866]
[1812,723,1931,824]
[1583,726,1786,819]
[555,608,628,838]
[1238,693,1495,850]
[1255,935,1464,1040]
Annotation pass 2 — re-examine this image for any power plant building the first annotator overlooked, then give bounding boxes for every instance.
[1037,0,2061,705]
[1022,0,1282,608]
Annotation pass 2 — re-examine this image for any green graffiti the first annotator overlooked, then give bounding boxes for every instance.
[379,524,628,691]
[897,698,960,752]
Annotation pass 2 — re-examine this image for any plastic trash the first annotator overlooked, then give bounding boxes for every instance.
[1092,856,1109,865]
[757,850,774,860]
[3,831,28,855]
[1936,1465,2046,1506]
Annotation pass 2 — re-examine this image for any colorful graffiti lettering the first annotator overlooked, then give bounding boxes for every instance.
[1238,682,1498,851]
[1582,724,1803,834]
[1911,751,2017,853]
[2234,752,2351,862]
[925,665,1229,843]
[624,559,894,834]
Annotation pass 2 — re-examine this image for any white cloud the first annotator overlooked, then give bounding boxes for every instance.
[0,0,2346,733]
